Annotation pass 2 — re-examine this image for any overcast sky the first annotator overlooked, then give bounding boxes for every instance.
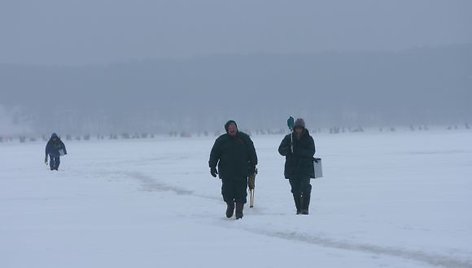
[1,0,471,65]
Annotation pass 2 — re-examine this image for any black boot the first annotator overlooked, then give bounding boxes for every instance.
[235,203,244,219]
[300,194,311,215]
[226,202,235,218]
[293,194,301,214]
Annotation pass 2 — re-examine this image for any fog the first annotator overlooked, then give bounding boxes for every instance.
[0,0,471,135]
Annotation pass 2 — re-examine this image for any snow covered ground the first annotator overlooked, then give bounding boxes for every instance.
[1,130,471,268]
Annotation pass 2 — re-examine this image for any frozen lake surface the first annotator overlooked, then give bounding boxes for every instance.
[1,130,471,268]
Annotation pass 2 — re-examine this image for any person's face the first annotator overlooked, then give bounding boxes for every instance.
[294,127,304,135]
[228,123,238,136]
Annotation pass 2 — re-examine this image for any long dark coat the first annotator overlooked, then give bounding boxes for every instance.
[209,132,258,180]
[278,130,316,179]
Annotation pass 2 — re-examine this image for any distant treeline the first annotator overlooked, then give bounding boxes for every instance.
[1,123,471,144]
[1,44,471,134]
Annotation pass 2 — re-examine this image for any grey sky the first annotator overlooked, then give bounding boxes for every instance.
[1,0,471,65]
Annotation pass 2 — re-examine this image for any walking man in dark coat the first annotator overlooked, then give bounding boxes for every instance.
[45,133,67,171]
[278,118,316,215]
[209,120,258,219]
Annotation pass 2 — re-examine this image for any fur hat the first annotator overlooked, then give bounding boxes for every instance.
[294,118,306,129]
[224,120,237,132]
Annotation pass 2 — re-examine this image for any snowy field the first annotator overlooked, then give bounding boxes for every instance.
[1,130,471,268]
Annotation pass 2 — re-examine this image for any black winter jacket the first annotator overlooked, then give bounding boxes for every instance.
[209,132,258,180]
[45,137,67,158]
[278,130,316,179]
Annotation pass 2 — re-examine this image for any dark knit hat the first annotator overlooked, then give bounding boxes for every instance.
[294,118,306,129]
[224,120,237,132]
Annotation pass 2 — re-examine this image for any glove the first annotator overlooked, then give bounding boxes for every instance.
[280,146,291,155]
[210,167,218,178]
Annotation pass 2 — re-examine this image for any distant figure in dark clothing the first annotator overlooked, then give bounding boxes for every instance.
[209,120,258,219]
[278,118,316,215]
[45,133,67,171]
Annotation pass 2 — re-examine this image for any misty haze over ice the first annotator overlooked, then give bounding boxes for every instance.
[1,0,471,135]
